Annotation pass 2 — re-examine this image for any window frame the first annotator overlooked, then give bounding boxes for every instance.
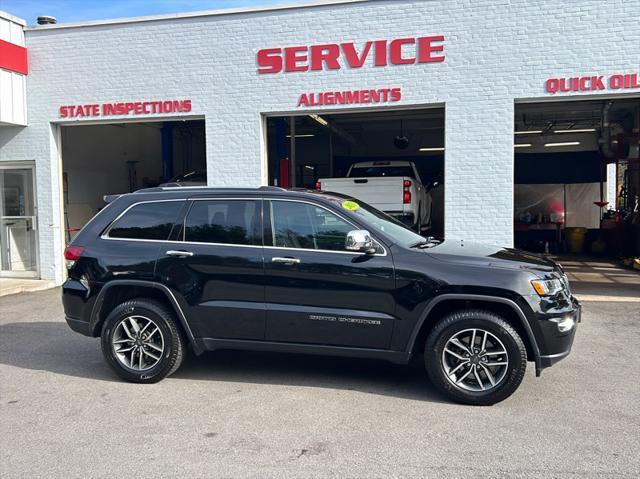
[265,199,387,256]
[102,199,186,242]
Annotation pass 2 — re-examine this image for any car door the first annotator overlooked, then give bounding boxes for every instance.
[155,197,265,340]
[263,198,396,349]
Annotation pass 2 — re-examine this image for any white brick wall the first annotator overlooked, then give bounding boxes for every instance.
[0,0,639,283]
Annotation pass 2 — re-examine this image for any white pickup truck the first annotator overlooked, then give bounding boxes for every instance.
[317,161,431,232]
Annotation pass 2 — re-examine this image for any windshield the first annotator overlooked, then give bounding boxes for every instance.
[324,194,425,247]
[349,165,415,179]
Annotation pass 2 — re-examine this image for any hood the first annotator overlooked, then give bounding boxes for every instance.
[425,240,557,273]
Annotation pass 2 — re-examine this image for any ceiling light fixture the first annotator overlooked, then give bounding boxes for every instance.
[554,128,596,134]
[514,143,532,148]
[286,134,315,138]
[514,130,543,135]
[544,141,580,147]
[419,147,445,152]
[309,114,328,126]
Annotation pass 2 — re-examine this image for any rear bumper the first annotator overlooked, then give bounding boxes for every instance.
[65,316,93,336]
[388,211,416,226]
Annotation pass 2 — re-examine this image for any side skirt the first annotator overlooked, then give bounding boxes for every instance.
[196,338,411,364]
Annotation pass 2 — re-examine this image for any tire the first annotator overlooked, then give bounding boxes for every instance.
[424,310,527,405]
[100,299,186,383]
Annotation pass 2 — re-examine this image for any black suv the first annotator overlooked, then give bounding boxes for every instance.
[62,187,580,405]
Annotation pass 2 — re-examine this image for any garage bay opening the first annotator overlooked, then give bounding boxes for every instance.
[266,108,445,238]
[60,119,205,241]
[514,98,639,258]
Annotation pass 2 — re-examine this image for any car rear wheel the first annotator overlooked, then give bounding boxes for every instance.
[424,310,527,405]
[100,299,186,383]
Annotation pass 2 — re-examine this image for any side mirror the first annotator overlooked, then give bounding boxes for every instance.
[345,230,375,254]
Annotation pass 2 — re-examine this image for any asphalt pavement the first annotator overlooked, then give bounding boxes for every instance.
[1,284,639,478]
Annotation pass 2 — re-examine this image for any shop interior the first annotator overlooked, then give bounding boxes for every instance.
[265,108,446,238]
[60,119,206,241]
[514,98,640,258]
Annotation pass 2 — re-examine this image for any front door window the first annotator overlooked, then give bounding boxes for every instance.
[270,200,353,251]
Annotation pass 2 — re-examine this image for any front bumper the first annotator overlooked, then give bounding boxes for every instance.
[536,299,581,371]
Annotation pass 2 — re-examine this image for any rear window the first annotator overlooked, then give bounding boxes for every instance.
[107,201,183,240]
[349,165,415,178]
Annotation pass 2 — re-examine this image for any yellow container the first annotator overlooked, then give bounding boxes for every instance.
[565,227,587,254]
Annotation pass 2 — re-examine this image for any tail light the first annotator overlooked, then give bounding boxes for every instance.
[64,245,84,269]
[315,181,322,190]
[403,179,412,204]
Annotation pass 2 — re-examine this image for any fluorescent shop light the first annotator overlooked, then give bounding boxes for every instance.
[514,130,543,135]
[544,141,581,147]
[514,143,532,148]
[286,134,315,138]
[419,147,445,152]
[309,114,328,126]
[554,128,596,133]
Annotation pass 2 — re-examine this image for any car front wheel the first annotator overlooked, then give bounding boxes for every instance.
[425,310,527,405]
[100,299,186,383]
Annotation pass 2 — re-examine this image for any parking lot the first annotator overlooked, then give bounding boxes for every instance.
[1,260,639,478]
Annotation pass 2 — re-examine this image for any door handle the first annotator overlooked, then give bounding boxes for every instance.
[271,257,301,265]
[166,250,194,257]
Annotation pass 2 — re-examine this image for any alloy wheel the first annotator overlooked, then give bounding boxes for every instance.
[112,315,165,371]
[441,328,509,392]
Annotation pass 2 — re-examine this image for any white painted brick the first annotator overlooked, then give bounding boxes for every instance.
[0,0,639,283]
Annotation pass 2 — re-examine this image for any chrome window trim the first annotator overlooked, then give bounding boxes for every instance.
[100,196,388,257]
[101,236,264,249]
[268,198,388,257]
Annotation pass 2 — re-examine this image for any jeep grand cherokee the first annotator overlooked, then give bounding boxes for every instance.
[62,187,580,405]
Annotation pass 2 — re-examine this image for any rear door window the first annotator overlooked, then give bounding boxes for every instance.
[183,199,261,246]
[107,201,184,240]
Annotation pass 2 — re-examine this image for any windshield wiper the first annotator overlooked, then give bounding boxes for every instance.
[409,237,442,249]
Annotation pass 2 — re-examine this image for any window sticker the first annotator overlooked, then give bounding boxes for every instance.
[341,200,360,212]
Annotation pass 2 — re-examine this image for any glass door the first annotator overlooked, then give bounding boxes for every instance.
[0,164,39,278]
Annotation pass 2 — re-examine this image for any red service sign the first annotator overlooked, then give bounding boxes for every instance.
[298,87,402,107]
[545,73,639,94]
[59,99,192,118]
[257,36,445,74]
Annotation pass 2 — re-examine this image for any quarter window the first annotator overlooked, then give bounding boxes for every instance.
[270,201,353,251]
[107,201,183,240]
[184,200,261,246]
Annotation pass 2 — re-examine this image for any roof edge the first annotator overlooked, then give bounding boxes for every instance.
[0,10,27,26]
[24,0,371,31]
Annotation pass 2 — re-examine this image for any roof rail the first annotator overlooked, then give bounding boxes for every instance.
[103,194,122,203]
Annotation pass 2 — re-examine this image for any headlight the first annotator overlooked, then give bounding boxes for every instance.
[531,278,563,296]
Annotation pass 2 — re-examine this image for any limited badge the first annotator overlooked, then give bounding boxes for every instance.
[342,200,360,211]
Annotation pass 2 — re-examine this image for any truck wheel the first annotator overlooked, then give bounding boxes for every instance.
[424,310,527,405]
[100,299,186,383]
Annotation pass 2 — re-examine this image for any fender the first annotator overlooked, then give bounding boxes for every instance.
[89,279,203,354]
[406,294,542,376]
